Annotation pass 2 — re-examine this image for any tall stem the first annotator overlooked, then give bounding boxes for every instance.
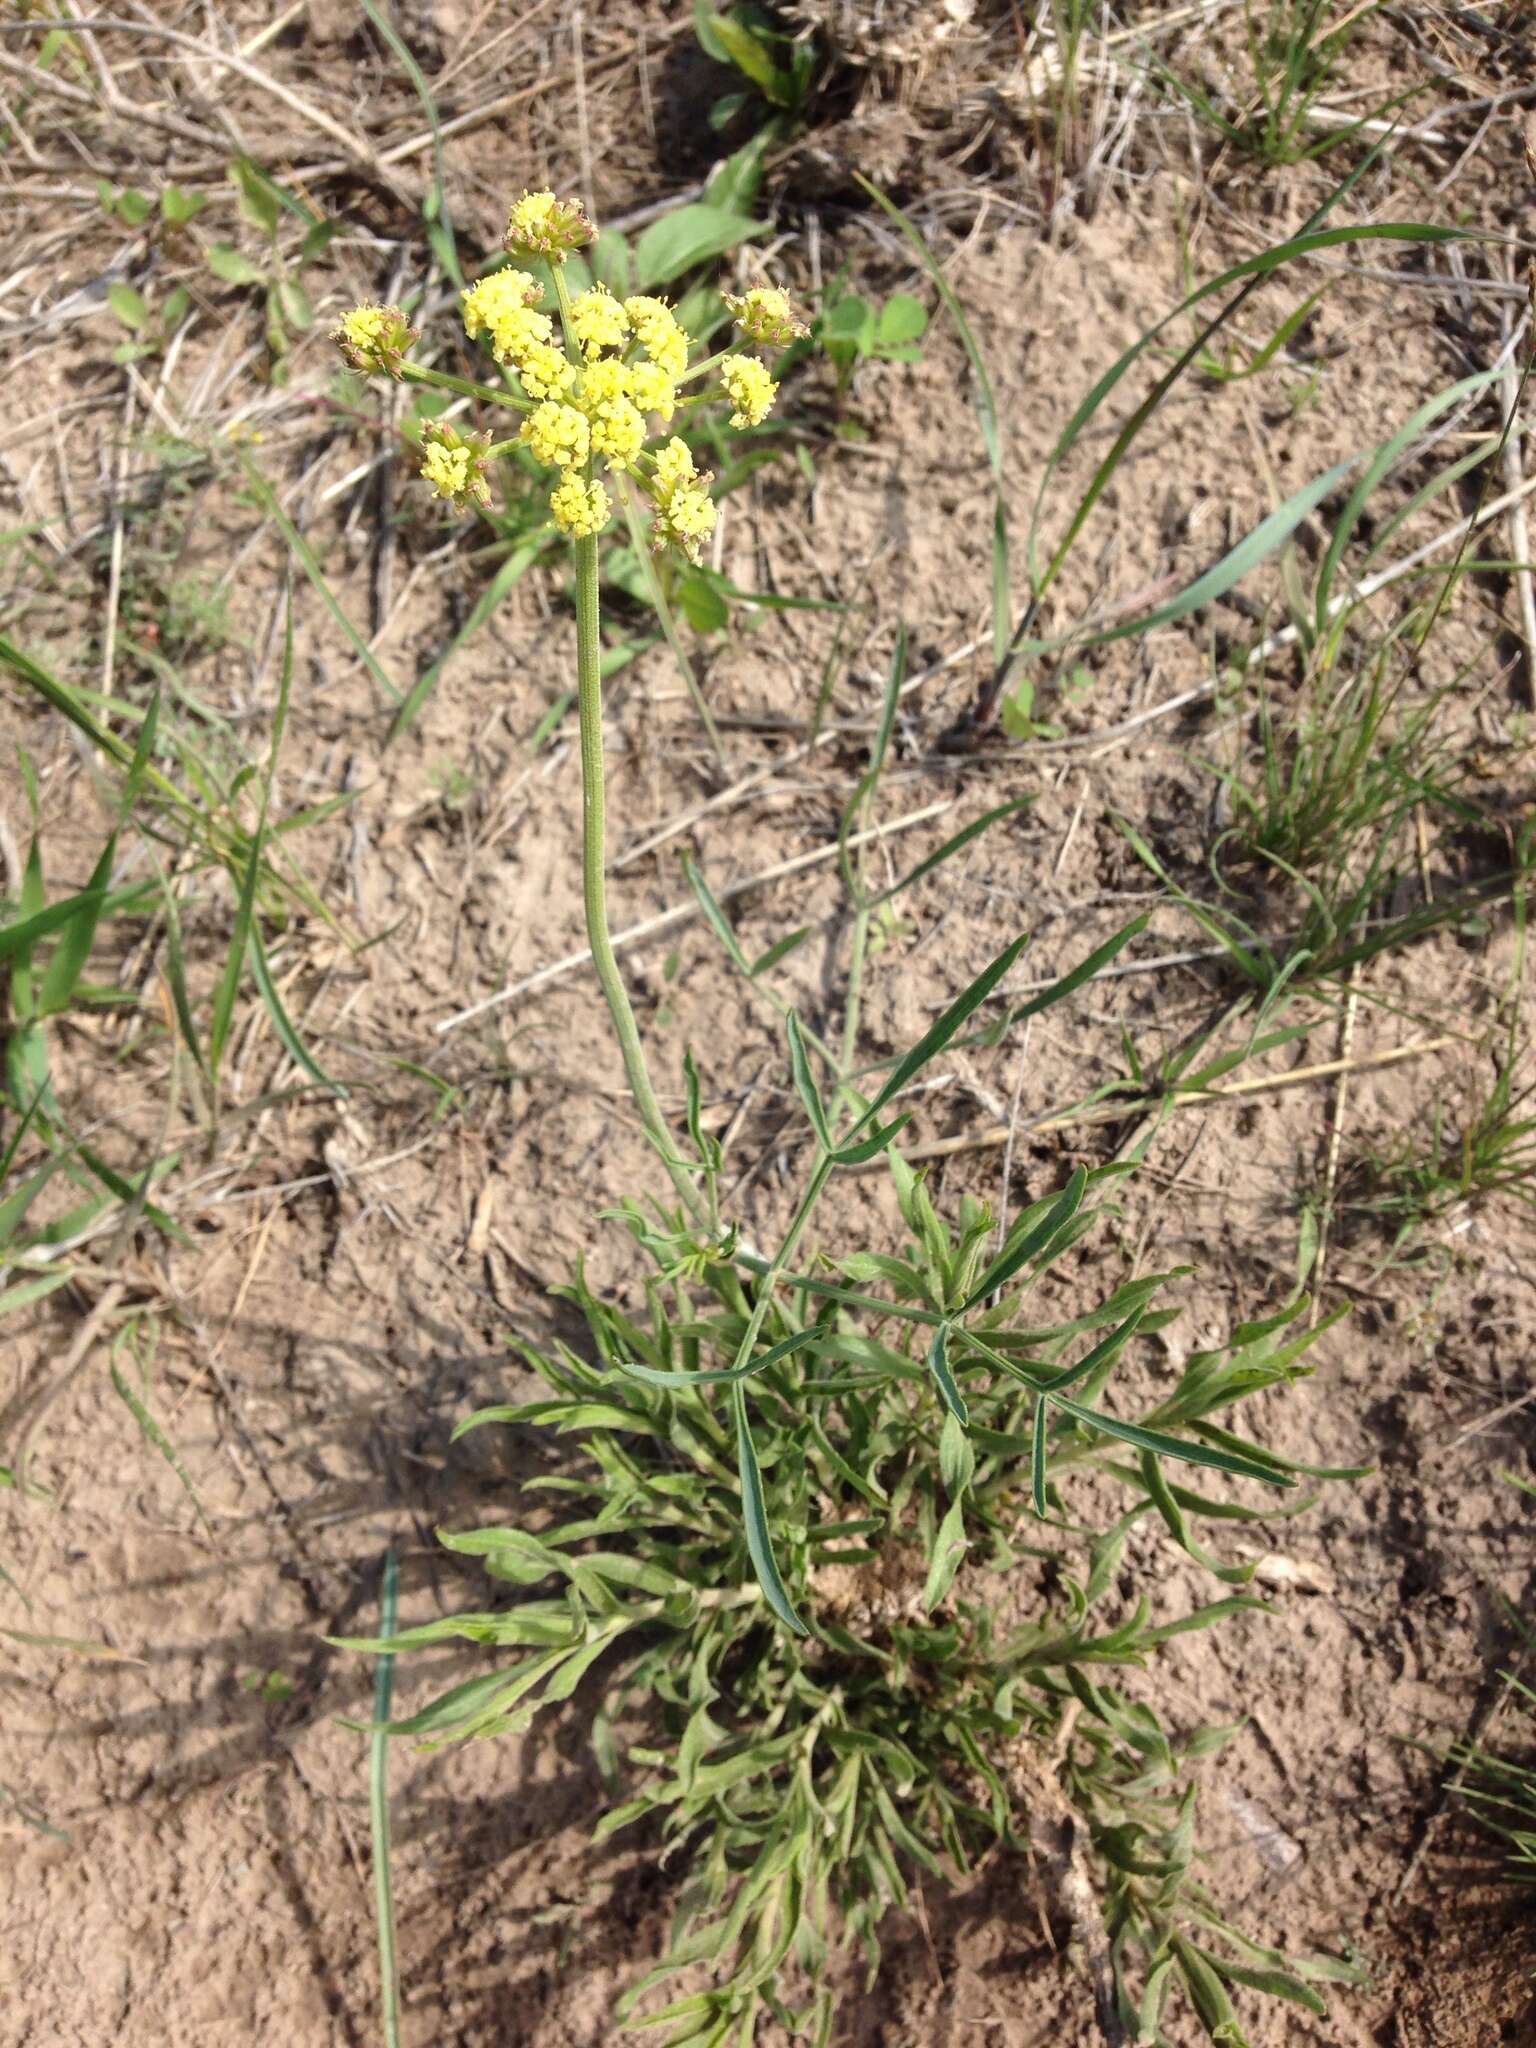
[573,534,702,1221]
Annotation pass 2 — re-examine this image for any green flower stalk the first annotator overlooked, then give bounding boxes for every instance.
[336,190,804,1216]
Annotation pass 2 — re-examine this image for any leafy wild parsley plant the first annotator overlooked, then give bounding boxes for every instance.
[335,188,1363,2046]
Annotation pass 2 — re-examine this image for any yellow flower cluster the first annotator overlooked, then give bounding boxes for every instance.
[332,301,416,378]
[332,190,809,549]
[504,190,595,264]
[461,270,575,400]
[625,296,690,379]
[497,279,705,545]
[419,423,492,511]
[522,400,590,470]
[724,285,808,348]
[550,471,610,538]
[570,285,628,360]
[722,355,777,429]
[649,438,717,564]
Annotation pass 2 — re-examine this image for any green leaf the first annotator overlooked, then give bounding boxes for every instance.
[211,592,292,1083]
[590,228,633,298]
[107,185,152,227]
[697,4,799,103]
[677,568,731,635]
[750,927,811,978]
[732,1382,806,1634]
[938,1410,973,1498]
[859,932,1030,1128]
[787,1011,832,1150]
[229,156,283,237]
[276,277,313,331]
[961,913,1150,1052]
[877,294,928,346]
[160,184,207,226]
[1051,1395,1293,1488]
[869,796,1034,910]
[1018,451,1362,661]
[36,836,115,1017]
[962,1166,1086,1312]
[207,242,266,287]
[106,283,149,331]
[614,1324,812,1389]
[633,205,766,289]
[831,1114,911,1167]
[824,295,875,348]
[922,1496,968,1611]
[702,129,771,215]
[1030,1394,1048,1515]
[247,925,347,1096]
[926,1323,968,1424]
[110,1357,209,1529]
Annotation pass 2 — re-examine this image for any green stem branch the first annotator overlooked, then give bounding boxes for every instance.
[398,360,529,411]
[572,535,703,1221]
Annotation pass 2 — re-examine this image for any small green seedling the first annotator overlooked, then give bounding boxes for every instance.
[816,283,929,405]
[206,157,339,375]
[694,0,818,130]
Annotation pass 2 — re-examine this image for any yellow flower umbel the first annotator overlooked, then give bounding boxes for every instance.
[333,302,417,378]
[504,190,595,264]
[722,355,777,429]
[406,191,799,548]
[420,423,492,511]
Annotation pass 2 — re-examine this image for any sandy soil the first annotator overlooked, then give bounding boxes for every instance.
[3,4,1536,2045]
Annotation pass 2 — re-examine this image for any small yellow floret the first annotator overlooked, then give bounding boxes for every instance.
[333,301,416,377]
[461,271,555,369]
[342,305,387,353]
[654,485,716,561]
[722,355,777,428]
[578,357,644,465]
[522,401,590,469]
[516,338,578,400]
[652,437,697,498]
[649,437,715,562]
[550,470,610,537]
[624,296,691,379]
[630,360,677,423]
[570,285,629,360]
[589,395,645,465]
[422,442,472,501]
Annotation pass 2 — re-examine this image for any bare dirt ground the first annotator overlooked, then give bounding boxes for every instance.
[3,4,1536,2045]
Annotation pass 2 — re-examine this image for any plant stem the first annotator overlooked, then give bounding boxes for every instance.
[840,903,871,1102]
[572,534,703,1221]
[616,475,727,766]
[398,360,528,411]
[726,1152,834,1377]
[369,1549,401,2048]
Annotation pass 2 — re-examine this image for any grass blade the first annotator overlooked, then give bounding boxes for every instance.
[237,453,402,708]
